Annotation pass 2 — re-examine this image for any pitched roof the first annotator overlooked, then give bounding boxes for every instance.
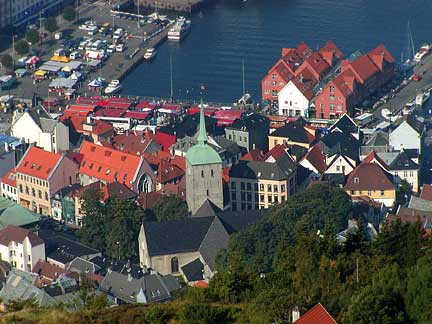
[294,303,337,324]
[230,156,296,181]
[33,260,74,283]
[103,131,161,156]
[241,149,266,161]
[408,196,432,212]
[227,113,268,131]
[345,54,379,84]
[0,197,41,228]
[363,150,389,170]
[329,114,359,135]
[345,163,395,191]
[420,184,432,201]
[61,115,113,136]
[143,217,216,256]
[79,141,142,186]
[181,258,204,282]
[217,210,264,234]
[0,225,44,247]
[157,159,185,184]
[0,168,16,187]
[320,131,360,162]
[404,114,424,134]
[389,151,419,171]
[193,199,222,217]
[270,120,315,144]
[16,146,63,180]
[365,130,389,146]
[301,145,327,173]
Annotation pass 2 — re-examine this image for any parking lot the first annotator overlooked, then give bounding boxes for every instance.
[0,0,172,102]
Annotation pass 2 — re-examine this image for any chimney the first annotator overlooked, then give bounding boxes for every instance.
[141,133,145,143]
[119,143,124,150]
[292,306,300,323]
[299,73,304,83]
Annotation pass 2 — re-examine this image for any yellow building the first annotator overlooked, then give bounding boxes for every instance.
[228,154,297,211]
[345,162,396,207]
[16,147,78,216]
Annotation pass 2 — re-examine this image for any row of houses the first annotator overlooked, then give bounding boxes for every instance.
[262,41,396,119]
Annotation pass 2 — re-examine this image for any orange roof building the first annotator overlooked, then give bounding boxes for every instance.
[78,141,156,194]
[294,303,337,324]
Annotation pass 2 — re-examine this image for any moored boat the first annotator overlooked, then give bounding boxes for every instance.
[144,48,156,60]
[104,80,122,94]
[168,17,191,41]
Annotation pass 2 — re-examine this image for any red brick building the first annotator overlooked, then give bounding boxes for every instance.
[261,41,343,104]
[315,44,395,119]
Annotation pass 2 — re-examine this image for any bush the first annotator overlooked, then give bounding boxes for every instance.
[26,29,39,45]
[44,17,58,34]
[0,54,13,69]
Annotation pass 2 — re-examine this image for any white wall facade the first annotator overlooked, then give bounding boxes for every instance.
[325,155,355,175]
[0,238,45,272]
[391,169,419,193]
[278,81,310,117]
[389,122,422,154]
[0,182,17,202]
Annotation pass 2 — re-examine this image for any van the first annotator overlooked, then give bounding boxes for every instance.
[54,48,66,56]
[107,45,116,53]
[69,51,81,60]
[90,40,102,51]
[115,44,126,52]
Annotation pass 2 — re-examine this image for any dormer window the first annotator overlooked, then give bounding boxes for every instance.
[354,177,359,184]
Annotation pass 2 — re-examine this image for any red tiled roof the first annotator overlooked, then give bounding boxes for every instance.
[363,150,389,170]
[368,44,395,67]
[158,158,185,184]
[296,42,313,59]
[290,68,319,100]
[61,115,113,136]
[344,54,379,84]
[103,132,158,156]
[241,149,266,161]
[294,303,337,324]
[135,101,157,110]
[345,163,395,191]
[33,260,74,283]
[0,225,44,247]
[163,176,186,200]
[265,144,287,161]
[319,41,344,64]
[67,104,97,113]
[420,184,432,201]
[302,52,330,78]
[79,141,142,186]
[124,111,151,120]
[302,145,327,174]
[1,168,17,188]
[93,108,126,118]
[156,131,177,152]
[137,191,163,209]
[16,147,62,180]
[222,166,230,183]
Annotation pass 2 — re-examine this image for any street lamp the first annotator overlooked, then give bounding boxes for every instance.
[116,241,120,260]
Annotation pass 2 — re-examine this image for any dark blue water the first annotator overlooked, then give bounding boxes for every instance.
[122,0,432,103]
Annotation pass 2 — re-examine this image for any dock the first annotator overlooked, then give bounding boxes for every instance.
[139,0,210,12]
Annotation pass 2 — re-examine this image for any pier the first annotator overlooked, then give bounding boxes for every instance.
[138,0,210,12]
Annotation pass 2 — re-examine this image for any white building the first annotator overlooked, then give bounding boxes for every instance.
[11,108,69,153]
[0,168,17,202]
[278,76,316,118]
[389,115,424,154]
[0,225,45,272]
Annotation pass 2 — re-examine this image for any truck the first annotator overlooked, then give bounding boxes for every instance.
[85,50,106,60]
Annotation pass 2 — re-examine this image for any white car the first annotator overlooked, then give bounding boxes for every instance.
[69,51,81,60]
[115,44,126,52]
[107,45,116,53]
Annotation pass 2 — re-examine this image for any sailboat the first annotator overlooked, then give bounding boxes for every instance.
[238,59,252,105]
[400,21,416,73]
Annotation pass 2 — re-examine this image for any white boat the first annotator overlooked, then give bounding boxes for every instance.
[104,80,122,94]
[168,17,191,41]
[414,44,431,63]
[144,48,156,60]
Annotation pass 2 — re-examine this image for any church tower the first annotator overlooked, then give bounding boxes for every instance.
[185,101,223,215]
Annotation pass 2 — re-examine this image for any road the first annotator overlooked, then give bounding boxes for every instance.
[373,53,432,120]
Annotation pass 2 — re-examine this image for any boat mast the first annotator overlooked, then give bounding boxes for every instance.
[242,59,245,95]
[170,54,174,102]
[408,20,415,60]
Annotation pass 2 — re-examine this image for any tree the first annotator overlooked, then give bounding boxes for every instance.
[105,216,136,260]
[63,6,76,22]
[44,17,59,34]
[0,54,13,69]
[151,195,188,221]
[25,29,40,45]
[396,179,412,206]
[15,40,29,55]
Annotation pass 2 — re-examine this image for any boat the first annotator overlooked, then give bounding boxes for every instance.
[104,80,122,94]
[144,48,156,60]
[168,17,191,41]
[414,44,431,63]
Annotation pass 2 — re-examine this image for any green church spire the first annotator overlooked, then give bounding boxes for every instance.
[197,96,207,145]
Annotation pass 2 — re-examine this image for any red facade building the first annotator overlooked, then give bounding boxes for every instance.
[315,44,395,119]
[261,41,343,104]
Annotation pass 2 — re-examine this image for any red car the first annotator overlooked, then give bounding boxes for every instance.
[412,74,421,81]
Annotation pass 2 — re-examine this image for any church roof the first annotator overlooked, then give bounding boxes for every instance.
[185,101,221,166]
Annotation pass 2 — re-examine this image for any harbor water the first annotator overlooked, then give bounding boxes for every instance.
[121,0,432,103]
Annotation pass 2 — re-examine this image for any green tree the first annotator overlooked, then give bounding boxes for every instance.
[62,6,76,22]
[25,29,40,45]
[106,216,136,259]
[405,256,432,323]
[145,305,172,324]
[179,303,232,324]
[208,271,255,304]
[78,188,106,253]
[15,40,29,55]
[44,17,59,34]
[396,179,412,206]
[151,195,188,221]
[0,54,13,69]
[344,285,407,324]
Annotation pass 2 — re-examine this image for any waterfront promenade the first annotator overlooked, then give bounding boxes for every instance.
[373,53,432,120]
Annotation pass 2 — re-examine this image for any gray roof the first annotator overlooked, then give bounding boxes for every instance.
[67,257,101,275]
[376,151,399,166]
[365,130,389,146]
[329,114,359,135]
[198,216,229,270]
[144,217,216,256]
[172,134,242,158]
[408,196,432,212]
[181,258,204,282]
[100,270,180,304]
[193,199,222,218]
[389,151,419,171]
[14,108,59,133]
[226,113,268,131]
[0,268,55,307]
[229,154,296,181]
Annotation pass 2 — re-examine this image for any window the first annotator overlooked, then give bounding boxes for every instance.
[211,170,214,177]
[272,90,278,97]
[254,183,258,191]
[351,190,355,195]
[267,184,272,192]
[354,177,359,184]
[268,195,272,203]
[247,193,252,201]
[201,170,204,178]
[231,192,237,201]
[273,185,278,192]
[368,190,371,196]
[329,95,335,100]
[259,184,264,191]
[38,190,42,199]
[336,165,340,172]
[272,81,277,86]
[246,183,252,191]
[19,184,23,193]
[231,182,236,190]
[241,192,245,201]
[329,85,335,93]
[330,104,335,111]
[260,194,265,202]
[404,171,408,177]
[265,89,270,95]
[274,196,279,203]
[171,257,179,273]
[31,188,35,197]
[409,171,414,177]
[281,184,286,193]
[271,73,277,80]
[380,190,385,196]
[45,192,49,201]
[241,182,245,190]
